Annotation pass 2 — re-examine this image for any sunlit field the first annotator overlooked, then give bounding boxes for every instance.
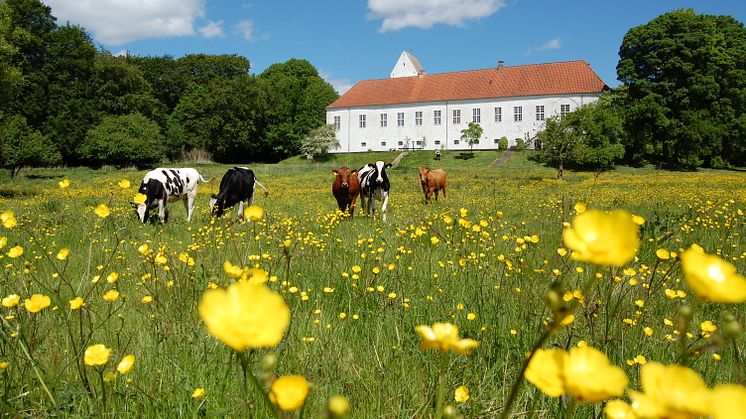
[1,150,745,417]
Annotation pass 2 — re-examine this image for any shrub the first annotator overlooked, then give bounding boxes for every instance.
[497,136,509,151]
[82,113,164,167]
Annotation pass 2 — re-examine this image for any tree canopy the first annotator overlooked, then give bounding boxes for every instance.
[617,9,746,168]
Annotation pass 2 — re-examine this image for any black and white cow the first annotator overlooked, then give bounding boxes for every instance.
[358,161,392,222]
[209,167,268,219]
[134,168,210,223]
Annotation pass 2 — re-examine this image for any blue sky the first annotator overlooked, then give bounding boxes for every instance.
[45,0,745,94]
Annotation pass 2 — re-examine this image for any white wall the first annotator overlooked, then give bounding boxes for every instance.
[327,94,601,153]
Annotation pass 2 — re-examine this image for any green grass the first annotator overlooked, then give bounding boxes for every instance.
[0,156,744,417]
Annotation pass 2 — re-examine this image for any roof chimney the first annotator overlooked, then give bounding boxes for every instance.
[497,60,505,70]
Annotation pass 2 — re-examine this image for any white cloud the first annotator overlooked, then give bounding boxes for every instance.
[233,20,255,41]
[368,0,504,32]
[199,20,224,39]
[537,38,561,51]
[45,0,205,45]
[524,38,562,56]
[320,70,353,95]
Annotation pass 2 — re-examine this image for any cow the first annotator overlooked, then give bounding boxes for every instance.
[134,168,210,223]
[418,167,447,203]
[209,167,269,219]
[358,161,392,221]
[331,166,360,218]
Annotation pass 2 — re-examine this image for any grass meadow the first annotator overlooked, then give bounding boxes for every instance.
[1,150,745,417]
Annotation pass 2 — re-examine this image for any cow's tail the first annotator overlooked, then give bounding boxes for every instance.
[255,180,269,197]
[198,172,216,183]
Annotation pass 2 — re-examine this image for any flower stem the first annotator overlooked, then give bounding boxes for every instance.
[435,351,448,418]
[237,351,278,418]
[499,327,552,419]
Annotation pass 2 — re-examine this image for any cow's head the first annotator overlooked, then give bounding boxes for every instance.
[209,194,225,218]
[133,179,163,223]
[332,166,357,189]
[370,161,392,184]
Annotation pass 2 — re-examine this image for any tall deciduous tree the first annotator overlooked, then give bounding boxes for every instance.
[0,115,61,178]
[0,3,23,107]
[617,9,746,168]
[259,59,338,158]
[81,113,163,168]
[300,124,339,160]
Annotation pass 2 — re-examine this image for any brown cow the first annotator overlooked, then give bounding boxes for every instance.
[332,166,360,217]
[419,167,447,203]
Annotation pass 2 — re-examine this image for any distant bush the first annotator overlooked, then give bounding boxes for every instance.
[497,136,509,151]
[82,113,164,167]
[0,115,61,178]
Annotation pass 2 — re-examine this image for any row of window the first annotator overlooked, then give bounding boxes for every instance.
[333,104,572,130]
[359,136,513,148]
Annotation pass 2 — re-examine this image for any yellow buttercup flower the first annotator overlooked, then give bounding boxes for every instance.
[56,248,70,261]
[7,245,23,258]
[681,245,746,303]
[58,179,70,189]
[24,294,51,313]
[604,399,637,419]
[430,236,440,245]
[199,281,290,350]
[1,210,17,228]
[133,193,147,205]
[0,236,6,249]
[562,209,639,266]
[269,375,309,411]
[244,205,264,221]
[103,290,120,302]
[710,384,746,419]
[246,267,269,285]
[574,202,587,214]
[117,354,135,374]
[118,179,131,189]
[655,248,670,260]
[84,344,111,366]
[414,322,479,355]
[454,385,470,403]
[327,395,351,418]
[94,204,111,218]
[192,388,206,399]
[526,346,627,402]
[2,294,20,307]
[628,362,710,418]
[69,296,85,310]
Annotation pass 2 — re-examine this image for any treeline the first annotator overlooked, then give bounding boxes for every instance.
[0,0,338,176]
[535,9,746,173]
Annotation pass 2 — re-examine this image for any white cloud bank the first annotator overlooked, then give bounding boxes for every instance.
[199,20,224,39]
[524,37,562,56]
[368,0,504,32]
[45,0,205,45]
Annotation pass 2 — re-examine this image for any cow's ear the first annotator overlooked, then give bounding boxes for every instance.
[367,163,374,168]
[331,169,339,175]
[385,163,393,168]
[351,170,357,175]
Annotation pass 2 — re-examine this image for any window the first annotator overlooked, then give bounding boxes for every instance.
[380,113,387,127]
[434,140,441,145]
[454,139,460,145]
[381,141,386,147]
[434,110,442,125]
[536,105,545,121]
[415,111,423,126]
[359,115,366,128]
[397,112,405,127]
[514,106,522,122]
[495,107,502,122]
[398,141,403,146]
[334,116,341,130]
[415,140,422,146]
[473,108,481,123]
[453,109,461,124]
[560,104,571,118]
[361,142,367,147]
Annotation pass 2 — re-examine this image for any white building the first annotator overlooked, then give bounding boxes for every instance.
[326,52,607,152]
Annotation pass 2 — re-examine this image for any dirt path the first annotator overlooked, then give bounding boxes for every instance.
[491,150,515,167]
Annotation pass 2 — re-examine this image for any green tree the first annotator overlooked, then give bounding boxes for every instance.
[300,124,339,160]
[617,9,746,168]
[460,122,483,155]
[0,3,23,107]
[81,113,163,167]
[0,115,61,178]
[92,53,162,120]
[535,116,577,179]
[168,75,271,162]
[259,59,338,157]
[497,136,509,151]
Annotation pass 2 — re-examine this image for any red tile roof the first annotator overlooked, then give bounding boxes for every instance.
[328,60,607,109]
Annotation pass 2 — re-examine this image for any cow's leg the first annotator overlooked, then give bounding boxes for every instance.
[434,188,439,201]
[237,201,246,219]
[360,194,368,216]
[158,201,166,223]
[442,186,446,199]
[380,191,389,222]
[185,193,196,222]
[349,194,357,218]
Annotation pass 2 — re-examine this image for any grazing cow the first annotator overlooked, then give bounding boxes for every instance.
[134,168,210,223]
[358,161,392,221]
[418,167,447,203]
[331,166,360,217]
[209,167,269,219]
